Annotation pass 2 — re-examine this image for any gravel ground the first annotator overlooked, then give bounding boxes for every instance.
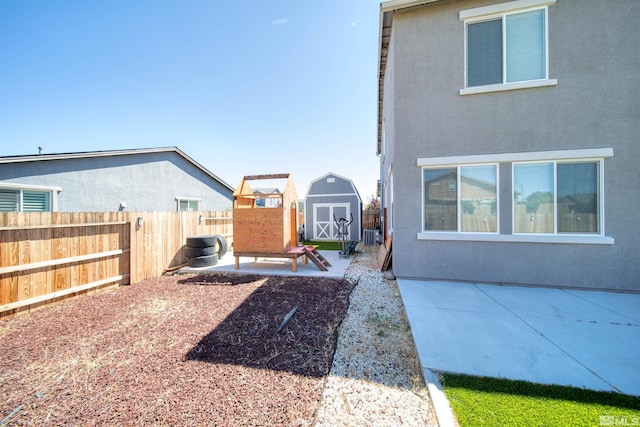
[0,245,439,426]
[314,246,438,426]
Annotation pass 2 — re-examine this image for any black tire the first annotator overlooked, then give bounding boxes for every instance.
[187,253,219,268]
[184,245,216,258]
[214,235,228,258]
[186,235,218,248]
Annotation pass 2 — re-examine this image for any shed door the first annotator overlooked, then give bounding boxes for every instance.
[313,203,350,240]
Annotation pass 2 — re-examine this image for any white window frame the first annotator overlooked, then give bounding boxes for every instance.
[460,0,558,95]
[512,159,604,237]
[422,163,500,234]
[417,148,614,245]
[176,197,200,211]
[0,183,60,212]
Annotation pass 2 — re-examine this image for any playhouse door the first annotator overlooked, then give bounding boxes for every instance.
[313,203,350,240]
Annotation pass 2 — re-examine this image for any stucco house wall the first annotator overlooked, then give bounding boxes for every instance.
[0,147,233,212]
[379,0,640,291]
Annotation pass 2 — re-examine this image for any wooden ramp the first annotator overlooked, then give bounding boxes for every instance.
[304,246,332,271]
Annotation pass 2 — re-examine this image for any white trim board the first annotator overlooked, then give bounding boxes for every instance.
[306,193,359,198]
[0,183,62,192]
[417,148,614,167]
[460,79,557,95]
[417,232,614,245]
[459,0,556,20]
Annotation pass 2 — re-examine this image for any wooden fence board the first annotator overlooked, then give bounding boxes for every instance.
[16,214,29,302]
[1,210,233,316]
[1,275,126,312]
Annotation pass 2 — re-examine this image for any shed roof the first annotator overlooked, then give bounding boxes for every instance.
[0,146,234,192]
[305,172,362,202]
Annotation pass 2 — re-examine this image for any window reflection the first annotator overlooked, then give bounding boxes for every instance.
[424,168,457,231]
[557,162,598,233]
[461,165,497,232]
[514,163,554,233]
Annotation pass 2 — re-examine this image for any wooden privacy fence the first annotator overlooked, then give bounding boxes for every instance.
[0,211,232,317]
[363,208,381,230]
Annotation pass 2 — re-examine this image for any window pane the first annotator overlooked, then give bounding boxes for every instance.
[557,162,598,233]
[506,9,545,82]
[424,168,457,231]
[514,163,554,233]
[22,191,50,212]
[467,19,503,87]
[461,165,497,232]
[0,190,19,212]
[188,200,198,211]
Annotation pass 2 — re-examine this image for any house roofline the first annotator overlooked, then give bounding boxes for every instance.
[0,146,235,193]
[378,0,444,155]
[380,0,442,13]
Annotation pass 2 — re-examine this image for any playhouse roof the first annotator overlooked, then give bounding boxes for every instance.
[233,173,298,207]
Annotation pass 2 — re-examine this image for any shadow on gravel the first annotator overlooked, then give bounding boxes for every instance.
[183,274,356,377]
[178,272,268,286]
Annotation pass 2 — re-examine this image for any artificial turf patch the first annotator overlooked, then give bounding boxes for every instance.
[441,374,640,427]
[303,241,343,251]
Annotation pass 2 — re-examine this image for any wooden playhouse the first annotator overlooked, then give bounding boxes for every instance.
[232,173,330,272]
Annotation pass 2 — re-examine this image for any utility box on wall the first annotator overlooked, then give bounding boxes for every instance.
[232,173,299,254]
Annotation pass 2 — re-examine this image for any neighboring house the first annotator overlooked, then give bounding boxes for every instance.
[377,0,639,291]
[304,172,362,241]
[0,147,233,212]
[253,188,282,208]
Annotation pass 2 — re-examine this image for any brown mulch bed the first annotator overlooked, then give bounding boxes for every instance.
[0,273,355,426]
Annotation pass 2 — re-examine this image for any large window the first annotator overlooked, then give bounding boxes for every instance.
[460,0,556,94]
[423,165,498,233]
[514,161,599,234]
[0,189,52,212]
[417,148,611,244]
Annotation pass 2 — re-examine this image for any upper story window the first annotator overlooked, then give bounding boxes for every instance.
[460,0,557,95]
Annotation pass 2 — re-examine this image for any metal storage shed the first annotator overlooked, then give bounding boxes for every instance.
[303,172,362,241]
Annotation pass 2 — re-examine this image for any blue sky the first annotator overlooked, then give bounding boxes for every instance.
[0,0,381,201]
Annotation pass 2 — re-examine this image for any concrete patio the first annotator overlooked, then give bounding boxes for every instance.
[179,249,351,279]
[397,279,640,396]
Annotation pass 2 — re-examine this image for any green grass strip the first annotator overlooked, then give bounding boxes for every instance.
[441,374,640,427]
[302,241,343,251]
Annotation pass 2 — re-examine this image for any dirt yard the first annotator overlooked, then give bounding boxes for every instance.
[0,273,355,426]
